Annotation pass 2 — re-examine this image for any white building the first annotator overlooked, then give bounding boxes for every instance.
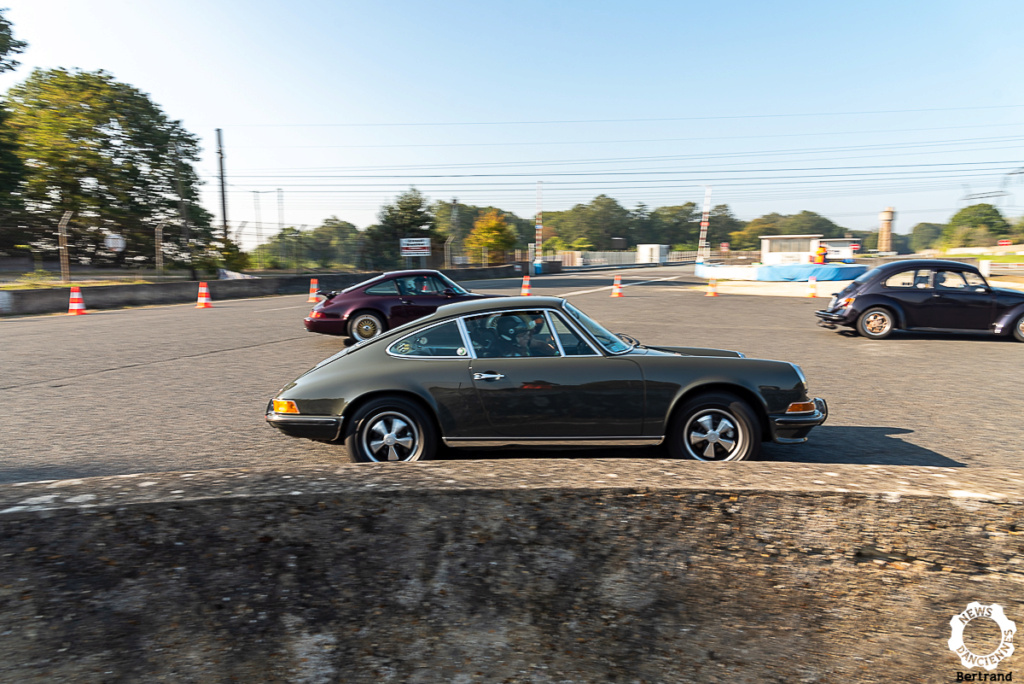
[758,234,823,266]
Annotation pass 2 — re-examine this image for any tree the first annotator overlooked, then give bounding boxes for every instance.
[910,222,944,252]
[465,209,517,265]
[0,8,26,74]
[650,203,698,248]
[6,68,212,268]
[942,204,1009,248]
[361,188,438,269]
[728,213,782,251]
[307,217,359,268]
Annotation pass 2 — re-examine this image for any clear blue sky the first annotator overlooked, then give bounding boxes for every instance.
[4,0,1023,247]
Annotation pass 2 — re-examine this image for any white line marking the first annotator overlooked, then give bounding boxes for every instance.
[558,275,682,297]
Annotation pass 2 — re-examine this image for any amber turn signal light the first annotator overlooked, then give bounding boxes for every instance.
[786,401,816,414]
[273,399,299,414]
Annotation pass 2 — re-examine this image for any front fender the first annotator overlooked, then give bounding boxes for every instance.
[995,303,1024,335]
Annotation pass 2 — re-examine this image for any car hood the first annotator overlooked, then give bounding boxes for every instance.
[992,286,1024,299]
[636,345,745,358]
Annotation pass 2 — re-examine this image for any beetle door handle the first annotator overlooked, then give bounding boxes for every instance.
[473,372,505,381]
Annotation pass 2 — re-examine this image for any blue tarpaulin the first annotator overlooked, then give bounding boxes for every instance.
[756,264,867,282]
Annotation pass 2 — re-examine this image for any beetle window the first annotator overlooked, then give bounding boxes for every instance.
[389,321,468,358]
[883,270,918,288]
[963,271,988,291]
[365,280,399,295]
[550,314,598,356]
[935,271,968,290]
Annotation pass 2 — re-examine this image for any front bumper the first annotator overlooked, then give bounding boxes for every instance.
[266,404,342,441]
[769,397,828,444]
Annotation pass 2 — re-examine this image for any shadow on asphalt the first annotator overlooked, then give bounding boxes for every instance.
[763,425,964,467]
[442,426,962,468]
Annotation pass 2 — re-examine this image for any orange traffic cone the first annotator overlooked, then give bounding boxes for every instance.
[806,276,817,298]
[307,278,319,303]
[195,282,213,308]
[67,286,87,315]
[520,275,531,296]
[610,274,624,297]
[705,279,719,297]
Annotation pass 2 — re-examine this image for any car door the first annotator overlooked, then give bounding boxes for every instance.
[390,275,451,326]
[877,268,936,329]
[919,269,994,330]
[466,311,645,438]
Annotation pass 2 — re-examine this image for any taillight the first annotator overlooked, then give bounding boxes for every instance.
[309,310,322,318]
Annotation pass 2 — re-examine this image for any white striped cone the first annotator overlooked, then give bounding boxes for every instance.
[807,276,817,298]
[705,279,719,297]
[195,282,213,308]
[520,275,531,296]
[67,286,87,315]
[610,274,624,297]
[307,278,319,303]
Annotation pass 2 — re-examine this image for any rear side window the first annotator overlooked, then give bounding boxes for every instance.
[389,321,468,358]
[883,270,917,288]
[365,280,399,295]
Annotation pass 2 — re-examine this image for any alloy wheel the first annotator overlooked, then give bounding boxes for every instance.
[683,409,745,461]
[362,411,419,462]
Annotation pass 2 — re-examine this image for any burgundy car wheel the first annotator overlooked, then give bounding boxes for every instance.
[349,312,385,342]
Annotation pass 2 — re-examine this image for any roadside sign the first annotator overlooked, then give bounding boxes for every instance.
[720,242,730,252]
[851,244,860,251]
[400,238,431,256]
[104,233,126,252]
[998,239,1012,247]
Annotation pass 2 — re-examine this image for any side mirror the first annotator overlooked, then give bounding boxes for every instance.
[443,288,456,297]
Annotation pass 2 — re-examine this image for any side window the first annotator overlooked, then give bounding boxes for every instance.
[551,313,598,356]
[423,276,446,294]
[390,321,468,358]
[963,271,988,291]
[935,271,968,290]
[463,311,561,358]
[883,270,918,288]
[365,280,399,295]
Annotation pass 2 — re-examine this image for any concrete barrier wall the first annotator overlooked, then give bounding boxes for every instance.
[0,265,520,316]
[2,461,1022,682]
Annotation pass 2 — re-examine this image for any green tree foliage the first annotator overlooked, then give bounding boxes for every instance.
[650,203,698,248]
[465,209,517,265]
[909,222,944,252]
[307,217,360,268]
[727,211,845,250]
[542,195,631,250]
[0,8,26,74]
[6,68,212,267]
[362,188,438,269]
[941,204,1009,248]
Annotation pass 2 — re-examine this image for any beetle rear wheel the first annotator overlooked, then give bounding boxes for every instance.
[857,307,894,339]
[1013,313,1024,342]
[668,392,760,462]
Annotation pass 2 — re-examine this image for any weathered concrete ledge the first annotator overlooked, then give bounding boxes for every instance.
[0,265,520,316]
[2,460,1023,682]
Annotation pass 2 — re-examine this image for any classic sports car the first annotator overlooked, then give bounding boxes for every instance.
[815,259,1024,341]
[269,296,827,463]
[304,269,493,341]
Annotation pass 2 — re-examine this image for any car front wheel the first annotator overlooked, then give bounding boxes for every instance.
[1013,313,1024,342]
[343,397,437,463]
[668,392,760,462]
[349,311,385,342]
[857,307,894,339]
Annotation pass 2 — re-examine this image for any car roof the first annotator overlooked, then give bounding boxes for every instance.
[342,269,449,292]
[871,259,977,274]
[433,295,565,318]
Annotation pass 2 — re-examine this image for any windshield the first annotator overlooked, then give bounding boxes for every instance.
[563,302,632,354]
[439,274,469,294]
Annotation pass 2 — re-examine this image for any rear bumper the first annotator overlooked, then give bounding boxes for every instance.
[304,316,349,335]
[814,309,854,328]
[769,397,828,444]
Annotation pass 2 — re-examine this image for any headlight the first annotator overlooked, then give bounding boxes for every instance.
[272,399,299,414]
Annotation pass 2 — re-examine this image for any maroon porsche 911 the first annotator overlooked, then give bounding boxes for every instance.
[305,269,494,342]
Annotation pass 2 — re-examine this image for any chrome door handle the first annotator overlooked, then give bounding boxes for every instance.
[473,372,505,381]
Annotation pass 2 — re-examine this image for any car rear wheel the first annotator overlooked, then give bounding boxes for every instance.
[349,311,385,342]
[1013,313,1024,342]
[857,307,894,339]
[668,392,760,462]
[343,396,437,463]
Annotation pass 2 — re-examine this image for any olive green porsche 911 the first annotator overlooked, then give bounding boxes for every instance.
[267,296,827,463]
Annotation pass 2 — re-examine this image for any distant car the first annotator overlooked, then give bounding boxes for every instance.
[269,296,828,463]
[815,259,1024,341]
[304,269,493,342]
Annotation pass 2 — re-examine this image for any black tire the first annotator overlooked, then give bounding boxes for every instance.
[348,311,385,342]
[1013,313,1024,343]
[667,392,760,462]
[343,396,437,463]
[857,307,895,340]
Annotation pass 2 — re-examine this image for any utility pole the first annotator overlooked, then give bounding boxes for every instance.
[277,188,284,233]
[696,186,712,265]
[253,191,263,271]
[451,198,459,265]
[217,129,228,242]
[155,221,165,277]
[57,211,73,284]
[534,182,543,275]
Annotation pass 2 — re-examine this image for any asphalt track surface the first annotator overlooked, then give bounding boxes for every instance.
[2,264,1021,484]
